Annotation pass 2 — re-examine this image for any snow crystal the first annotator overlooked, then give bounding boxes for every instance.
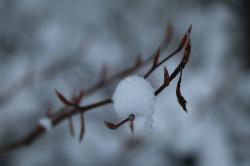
[38,117,52,131]
[112,75,155,122]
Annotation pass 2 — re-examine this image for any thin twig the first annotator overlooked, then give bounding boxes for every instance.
[0,25,192,154]
[79,112,85,142]
[0,98,112,154]
[85,24,173,95]
[144,25,192,79]
[154,37,191,96]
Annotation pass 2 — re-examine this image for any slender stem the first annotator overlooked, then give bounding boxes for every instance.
[144,49,180,79]
[0,25,190,154]
[0,98,112,154]
[53,98,113,125]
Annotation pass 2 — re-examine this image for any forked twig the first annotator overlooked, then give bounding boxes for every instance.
[0,24,192,154]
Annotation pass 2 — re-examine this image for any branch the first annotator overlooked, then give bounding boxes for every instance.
[0,24,192,154]
[144,25,192,78]
[0,98,112,154]
[85,24,173,95]
[104,114,135,130]
[154,37,192,96]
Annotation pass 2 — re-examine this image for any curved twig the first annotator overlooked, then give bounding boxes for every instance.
[0,24,192,154]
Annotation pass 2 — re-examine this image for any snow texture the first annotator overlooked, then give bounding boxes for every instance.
[112,75,155,122]
[38,117,52,131]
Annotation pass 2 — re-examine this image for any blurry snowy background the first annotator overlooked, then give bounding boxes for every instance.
[0,0,250,166]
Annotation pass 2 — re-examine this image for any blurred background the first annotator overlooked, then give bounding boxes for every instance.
[0,0,250,166]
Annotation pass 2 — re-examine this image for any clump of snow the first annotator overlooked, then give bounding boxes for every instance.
[38,117,53,131]
[112,75,155,131]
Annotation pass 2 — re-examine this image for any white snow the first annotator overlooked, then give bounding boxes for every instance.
[112,75,155,129]
[38,117,53,131]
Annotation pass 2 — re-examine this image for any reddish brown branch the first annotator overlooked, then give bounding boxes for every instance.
[154,36,192,96]
[104,114,135,131]
[0,98,112,154]
[144,25,192,79]
[85,24,173,95]
[0,24,192,154]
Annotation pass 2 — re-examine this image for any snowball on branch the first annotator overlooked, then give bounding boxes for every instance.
[112,75,155,119]
[38,117,52,131]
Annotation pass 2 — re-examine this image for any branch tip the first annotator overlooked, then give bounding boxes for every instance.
[104,121,117,130]
[164,67,170,85]
[55,89,71,106]
[176,70,188,112]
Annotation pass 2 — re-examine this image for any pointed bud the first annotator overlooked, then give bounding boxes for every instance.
[177,24,193,52]
[152,47,161,67]
[182,38,191,65]
[176,70,188,112]
[55,89,71,106]
[104,121,118,129]
[164,67,170,85]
